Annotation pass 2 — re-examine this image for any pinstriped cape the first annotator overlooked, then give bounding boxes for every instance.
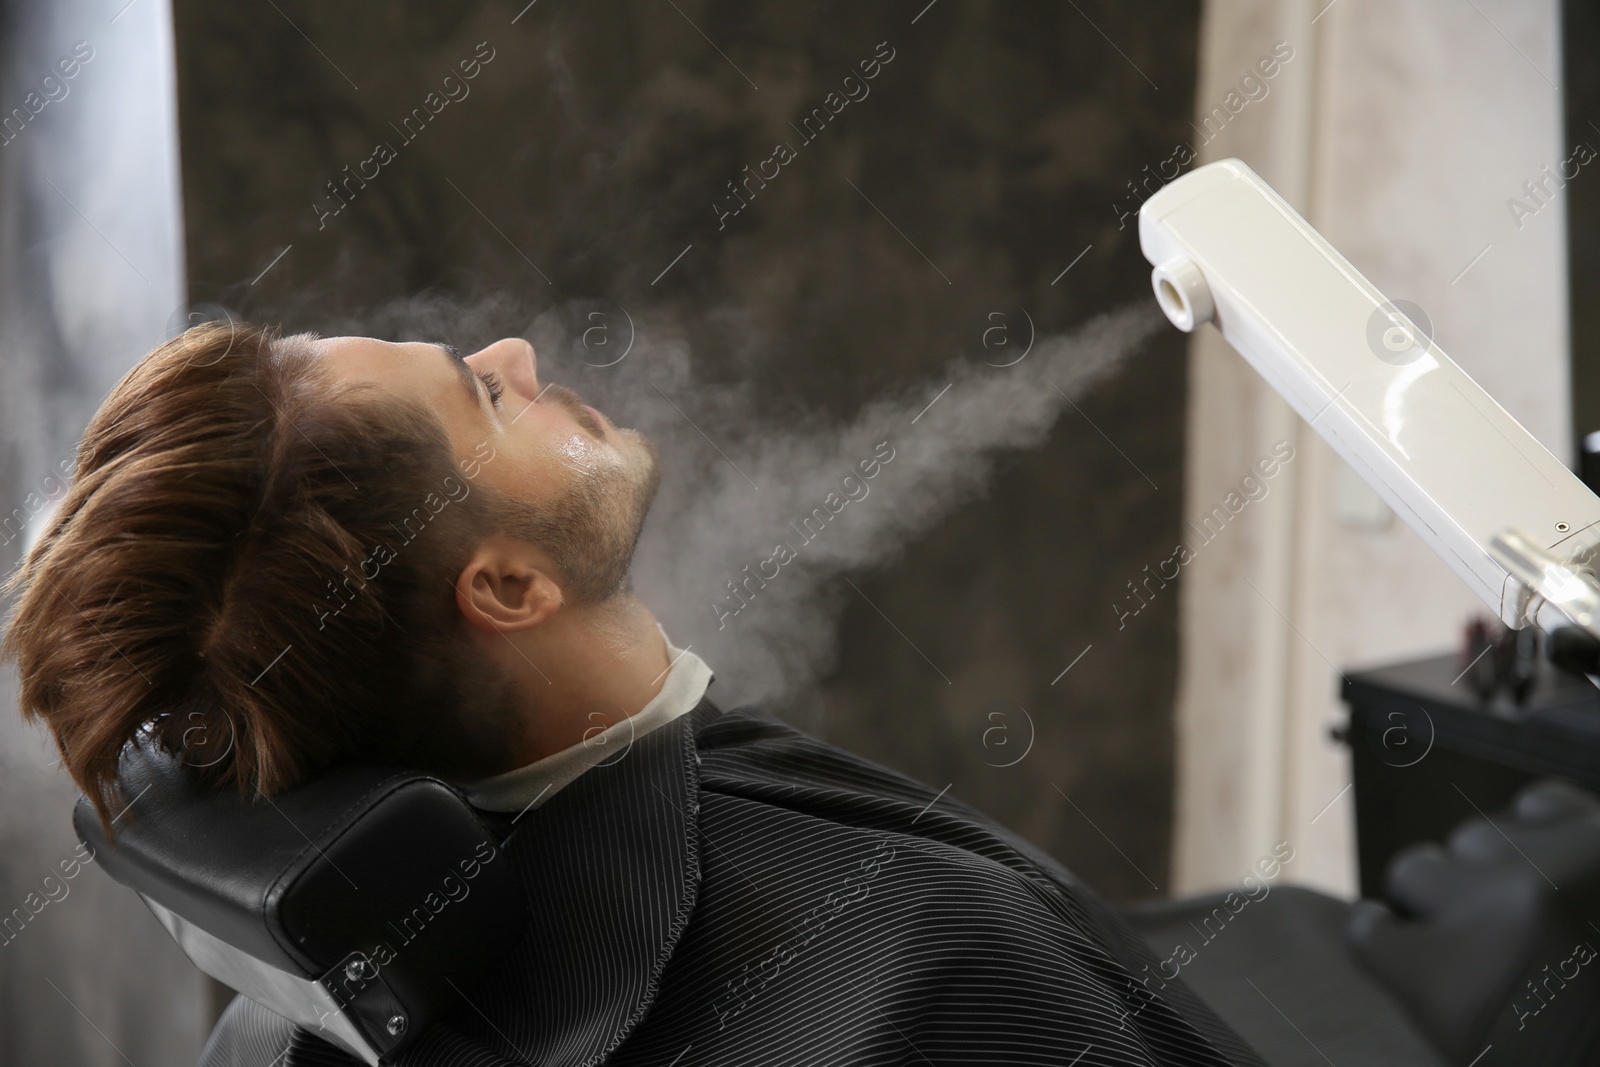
[200,699,1265,1066]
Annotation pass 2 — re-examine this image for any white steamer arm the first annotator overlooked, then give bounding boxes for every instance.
[1138,158,1600,640]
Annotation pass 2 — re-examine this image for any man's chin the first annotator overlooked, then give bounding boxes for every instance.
[616,424,659,470]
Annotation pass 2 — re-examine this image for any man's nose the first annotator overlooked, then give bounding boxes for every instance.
[466,338,538,398]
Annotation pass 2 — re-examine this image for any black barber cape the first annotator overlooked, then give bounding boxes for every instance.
[200,699,1265,1066]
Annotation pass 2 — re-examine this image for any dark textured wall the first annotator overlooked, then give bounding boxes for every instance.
[170,0,1200,903]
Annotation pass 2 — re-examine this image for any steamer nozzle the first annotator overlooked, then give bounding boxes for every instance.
[1138,158,1600,643]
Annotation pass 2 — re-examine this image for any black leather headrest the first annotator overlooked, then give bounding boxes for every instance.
[74,737,526,1066]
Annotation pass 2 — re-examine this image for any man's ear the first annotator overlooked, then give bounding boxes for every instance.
[453,535,564,633]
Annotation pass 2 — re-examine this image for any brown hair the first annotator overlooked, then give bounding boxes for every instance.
[3,322,516,834]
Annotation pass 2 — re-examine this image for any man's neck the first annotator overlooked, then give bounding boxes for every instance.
[492,591,673,771]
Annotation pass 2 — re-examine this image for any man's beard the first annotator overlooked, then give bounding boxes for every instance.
[495,423,661,604]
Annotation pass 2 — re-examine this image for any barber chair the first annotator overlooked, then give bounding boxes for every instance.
[74,736,525,1066]
[80,725,1600,1067]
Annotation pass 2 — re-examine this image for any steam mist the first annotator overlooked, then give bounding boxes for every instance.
[322,297,1165,711]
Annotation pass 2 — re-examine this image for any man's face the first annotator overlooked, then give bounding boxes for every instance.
[314,335,660,601]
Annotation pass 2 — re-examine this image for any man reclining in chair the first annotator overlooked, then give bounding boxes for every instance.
[2,322,1263,1066]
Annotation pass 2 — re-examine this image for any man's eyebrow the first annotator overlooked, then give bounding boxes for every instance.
[432,342,480,405]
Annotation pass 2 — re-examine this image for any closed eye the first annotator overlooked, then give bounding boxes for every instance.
[477,370,505,407]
